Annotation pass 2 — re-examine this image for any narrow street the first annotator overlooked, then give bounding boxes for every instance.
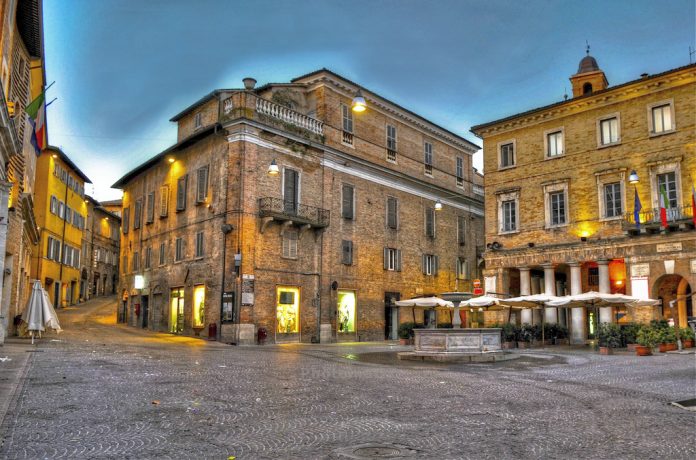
[0,296,694,459]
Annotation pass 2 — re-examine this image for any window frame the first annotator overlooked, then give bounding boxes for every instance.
[383,247,402,272]
[386,196,398,229]
[649,160,682,211]
[422,254,438,276]
[498,140,516,169]
[194,112,202,130]
[146,192,155,224]
[424,141,433,176]
[195,231,204,259]
[596,113,621,148]
[282,230,299,259]
[647,99,675,136]
[176,175,188,212]
[196,166,209,203]
[543,181,569,229]
[425,207,435,238]
[496,190,520,234]
[175,237,184,262]
[159,242,166,266]
[455,156,464,187]
[544,127,565,159]
[341,183,355,220]
[159,185,169,217]
[595,170,626,222]
[603,182,623,219]
[386,123,397,163]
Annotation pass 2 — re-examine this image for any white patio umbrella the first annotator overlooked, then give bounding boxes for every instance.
[546,291,659,308]
[499,294,564,343]
[395,296,454,326]
[459,296,500,308]
[21,280,62,344]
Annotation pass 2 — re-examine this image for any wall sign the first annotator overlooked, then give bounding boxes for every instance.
[241,274,255,306]
[656,242,682,253]
[630,263,650,278]
[691,259,696,274]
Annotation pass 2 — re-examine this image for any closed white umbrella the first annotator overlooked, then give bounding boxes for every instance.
[546,291,659,308]
[21,281,61,343]
[459,296,500,308]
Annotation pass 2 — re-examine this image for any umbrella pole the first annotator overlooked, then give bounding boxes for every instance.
[31,331,34,345]
[541,308,545,346]
[507,306,512,324]
[412,307,415,323]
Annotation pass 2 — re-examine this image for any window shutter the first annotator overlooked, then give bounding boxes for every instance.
[458,216,466,245]
[434,256,439,276]
[422,254,426,274]
[176,176,187,211]
[396,250,402,272]
[426,208,434,237]
[134,200,142,229]
[147,192,155,223]
[342,185,354,219]
[197,166,209,203]
[160,185,169,217]
[387,197,397,229]
[123,208,130,234]
[383,248,389,270]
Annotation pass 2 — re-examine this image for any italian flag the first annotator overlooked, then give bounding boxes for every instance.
[25,90,46,156]
[659,185,669,228]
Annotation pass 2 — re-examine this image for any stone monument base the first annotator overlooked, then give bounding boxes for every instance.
[397,327,519,363]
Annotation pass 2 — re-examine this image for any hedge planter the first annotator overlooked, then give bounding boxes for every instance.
[684,339,695,348]
[626,343,638,352]
[502,341,517,349]
[517,341,530,349]
[658,343,677,353]
[599,346,613,355]
[635,345,652,356]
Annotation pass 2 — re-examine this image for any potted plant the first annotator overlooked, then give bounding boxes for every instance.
[501,323,517,349]
[635,325,659,356]
[517,323,534,349]
[397,322,416,345]
[657,328,677,353]
[553,324,569,345]
[620,323,641,351]
[597,323,621,355]
[679,327,695,348]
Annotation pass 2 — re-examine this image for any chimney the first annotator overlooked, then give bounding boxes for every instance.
[640,73,649,79]
[243,77,257,90]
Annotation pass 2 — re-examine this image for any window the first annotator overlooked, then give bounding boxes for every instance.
[193,285,205,328]
[196,166,209,203]
[282,230,298,259]
[133,199,142,229]
[159,185,169,217]
[144,247,152,269]
[58,201,65,219]
[122,207,130,234]
[132,251,139,271]
[146,192,155,223]
[456,157,464,187]
[194,112,202,129]
[283,168,299,214]
[65,207,72,224]
[341,240,353,265]
[422,254,438,276]
[159,242,166,265]
[500,142,515,168]
[47,236,60,261]
[122,255,128,273]
[603,182,622,218]
[424,141,433,175]
[342,104,353,145]
[657,172,678,208]
[650,102,674,134]
[341,184,354,219]
[386,124,397,162]
[550,191,566,226]
[195,231,204,258]
[386,196,398,229]
[50,196,57,214]
[176,176,188,211]
[383,248,402,271]
[175,237,184,262]
[425,207,435,238]
[457,215,466,246]
[502,200,517,232]
[599,116,619,146]
[457,257,469,280]
[546,130,564,157]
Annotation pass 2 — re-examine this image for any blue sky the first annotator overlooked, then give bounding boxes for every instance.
[42,0,694,200]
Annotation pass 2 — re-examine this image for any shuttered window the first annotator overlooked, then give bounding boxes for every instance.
[283,168,299,214]
[425,207,435,238]
[159,242,166,265]
[159,185,169,217]
[176,176,188,211]
[458,216,466,246]
[341,240,353,265]
[195,231,204,258]
[133,199,142,229]
[144,247,152,269]
[175,237,184,261]
[422,254,438,276]
[122,207,130,234]
[196,166,209,203]
[386,197,398,229]
[383,248,402,271]
[282,231,298,259]
[342,184,354,219]
[146,192,155,223]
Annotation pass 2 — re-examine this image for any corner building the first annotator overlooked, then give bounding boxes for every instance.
[114,69,484,344]
[471,55,695,344]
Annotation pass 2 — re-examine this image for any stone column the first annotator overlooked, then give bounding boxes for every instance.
[597,259,612,323]
[542,263,557,324]
[519,267,532,324]
[569,262,584,344]
[0,181,11,345]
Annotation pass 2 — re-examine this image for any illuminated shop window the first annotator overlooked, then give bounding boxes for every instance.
[276,287,300,334]
[337,290,356,333]
[169,287,184,334]
[193,285,205,328]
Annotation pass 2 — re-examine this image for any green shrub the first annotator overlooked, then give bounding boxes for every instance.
[658,327,677,344]
[501,323,517,342]
[620,323,641,345]
[398,322,416,339]
[518,323,534,343]
[597,323,622,348]
[636,325,660,348]
[679,327,695,341]
[650,319,670,331]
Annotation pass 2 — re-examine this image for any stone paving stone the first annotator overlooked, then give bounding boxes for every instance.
[0,297,694,459]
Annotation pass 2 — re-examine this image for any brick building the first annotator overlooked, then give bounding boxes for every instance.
[113,69,484,344]
[471,54,695,343]
[80,196,120,301]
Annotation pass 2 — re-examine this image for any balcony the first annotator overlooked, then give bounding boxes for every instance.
[255,98,324,136]
[623,204,694,235]
[258,197,330,232]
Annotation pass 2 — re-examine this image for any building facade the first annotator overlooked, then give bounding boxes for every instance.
[471,55,695,344]
[31,146,91,308]
[0,0,43,342]
[80,196,120,301]
[114,70,484,344]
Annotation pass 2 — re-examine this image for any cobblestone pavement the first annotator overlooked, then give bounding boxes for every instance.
[1,296,695,459]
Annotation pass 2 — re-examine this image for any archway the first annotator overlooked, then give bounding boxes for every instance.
[653,275,692,328]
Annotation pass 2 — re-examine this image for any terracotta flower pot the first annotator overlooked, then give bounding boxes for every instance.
[599,346,613,355]
[635,345,652,356]
[399,338,410,345]
[502,341,517,349]
[626,343,638,352]
[684,339,694,348]
[517,341,530,349]
[658,343,677,353]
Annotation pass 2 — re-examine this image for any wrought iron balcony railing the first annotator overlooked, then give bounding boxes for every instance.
[258,197,330,228]
[622,204,694,232]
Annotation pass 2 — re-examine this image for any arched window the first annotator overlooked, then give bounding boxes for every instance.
[583,82,593,94]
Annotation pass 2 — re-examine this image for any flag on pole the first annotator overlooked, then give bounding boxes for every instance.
[659,185,669,228]
[25,90,46,156]
[633,188,642,229]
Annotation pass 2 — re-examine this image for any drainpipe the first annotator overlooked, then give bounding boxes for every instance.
[56,170,69,307]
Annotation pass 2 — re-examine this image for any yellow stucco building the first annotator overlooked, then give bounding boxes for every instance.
[31,146,91,307]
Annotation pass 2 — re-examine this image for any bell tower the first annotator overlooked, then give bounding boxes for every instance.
[569,45,608,97]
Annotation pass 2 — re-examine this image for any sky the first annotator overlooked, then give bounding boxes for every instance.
[42,0,695,201]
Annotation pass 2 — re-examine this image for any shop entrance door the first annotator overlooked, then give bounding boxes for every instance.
[141,296,149,329]
[384,292,400,340]
[169,288,184,334]
[276,286,300,343]
[586,308,598,340]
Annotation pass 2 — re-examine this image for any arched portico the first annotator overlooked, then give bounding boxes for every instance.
[653,274,692,328]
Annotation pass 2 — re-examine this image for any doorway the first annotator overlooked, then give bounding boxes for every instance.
[169,287,184,334]
[141,295,149,329]
[276,286,300,343]
[653,274,692,327]
[586,308,598,340]
[384,292,400,340]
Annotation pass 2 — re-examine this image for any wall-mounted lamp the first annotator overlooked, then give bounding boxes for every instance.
[51,154,58,159]
[434,200,443,211]
[628,170,639,184]
[167,156,175,164]
[580,236,588,242]
[527,242,535,248]
[267,158,280,176]
[351,90,366,113]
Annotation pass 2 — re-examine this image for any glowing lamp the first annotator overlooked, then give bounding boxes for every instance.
[167,156,175,163]
[434,200,443,211]
[134,275,145,289]
[351,90,366,112]
[267,158,280,176]
[628,170,639,184]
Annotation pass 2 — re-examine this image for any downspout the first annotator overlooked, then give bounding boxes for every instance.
[56,170,69,307]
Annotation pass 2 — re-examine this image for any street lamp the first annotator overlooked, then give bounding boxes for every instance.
[267,158,280,176]
[351,90,366,112]
[628,170,639,184]
[434,200,443,211]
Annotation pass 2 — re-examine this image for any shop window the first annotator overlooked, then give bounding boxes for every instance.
[276,287,300,334]
[193,285,205,328]
[169,288,184,334]
[337,290,356,333]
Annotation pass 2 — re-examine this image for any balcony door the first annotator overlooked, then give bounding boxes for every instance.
[283,168,299,215]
